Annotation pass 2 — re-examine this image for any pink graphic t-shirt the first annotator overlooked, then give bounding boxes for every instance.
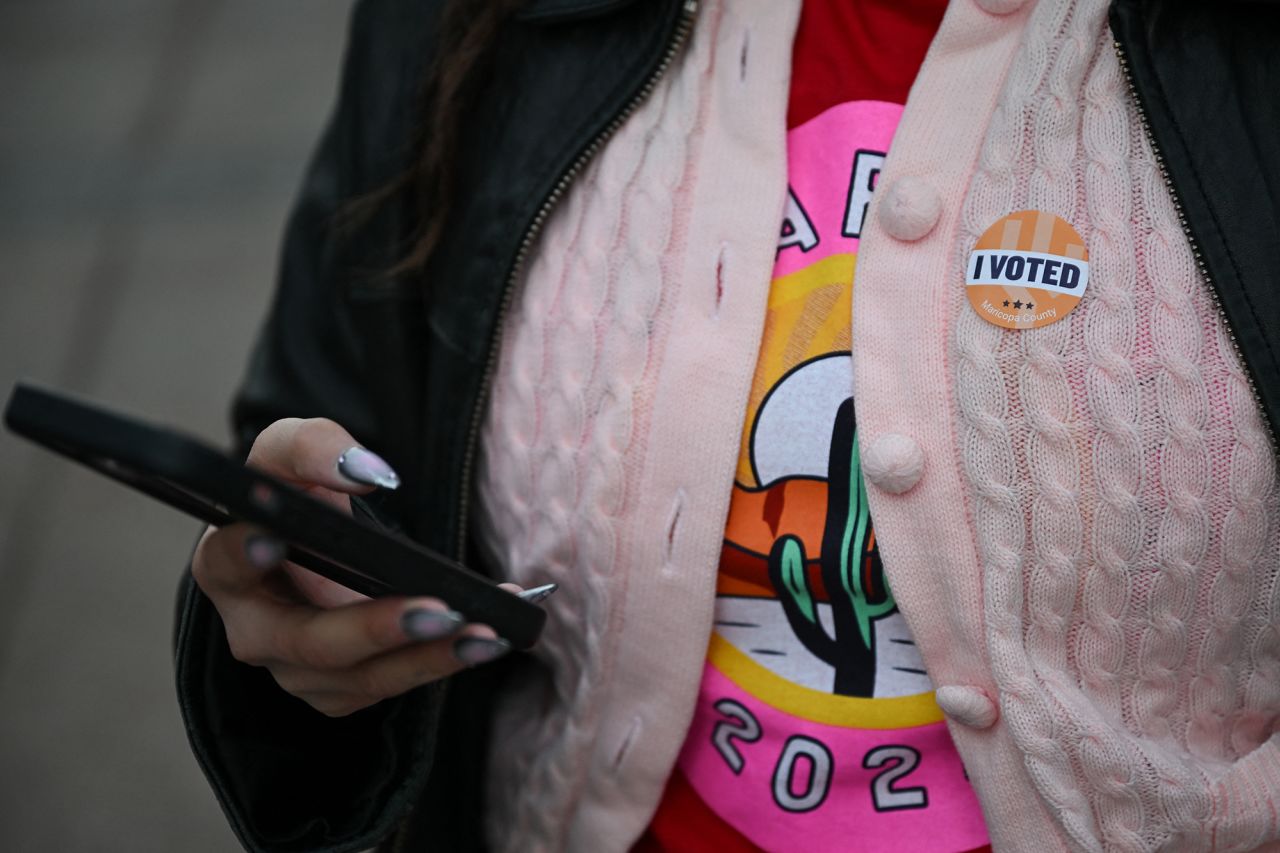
[640,3,991,851]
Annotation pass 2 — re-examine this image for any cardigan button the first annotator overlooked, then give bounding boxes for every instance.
[863,433,924,495]
[975,0,1028,15]
[878,177,941,242]
[936,686,999,730]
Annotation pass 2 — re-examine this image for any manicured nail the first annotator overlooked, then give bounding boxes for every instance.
[401,608,464,642]
[517,583,558,604]
[453,636,512,666]
[337,446,400,490]
[244,534,285,569]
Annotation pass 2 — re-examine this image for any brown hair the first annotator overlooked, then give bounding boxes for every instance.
[344,0,526,279]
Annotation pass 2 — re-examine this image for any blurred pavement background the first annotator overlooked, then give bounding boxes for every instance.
[1,1,354,849]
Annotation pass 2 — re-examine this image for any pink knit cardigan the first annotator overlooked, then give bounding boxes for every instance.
[472,0,1280,850]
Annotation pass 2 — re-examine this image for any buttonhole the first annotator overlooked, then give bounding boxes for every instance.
[612,716,643,770]
[664,489,685,567]
[714,244,728,316]
[738,31,750,82]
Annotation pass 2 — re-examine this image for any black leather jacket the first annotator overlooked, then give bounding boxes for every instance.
[174,1,1280,850]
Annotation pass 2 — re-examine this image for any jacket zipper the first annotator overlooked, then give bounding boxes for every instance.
[389,4,700,851]
[1113,39,1278,452]
[452,0,700,561]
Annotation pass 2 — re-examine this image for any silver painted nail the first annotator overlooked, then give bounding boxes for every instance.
[337,446,401,490]
[453,636,512,666]
[516,583,559,605]
[401,608,464,641]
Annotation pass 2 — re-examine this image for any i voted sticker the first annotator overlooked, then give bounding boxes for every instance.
[966,210,1088,329]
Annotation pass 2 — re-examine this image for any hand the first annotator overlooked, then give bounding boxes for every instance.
[191,417,515,717]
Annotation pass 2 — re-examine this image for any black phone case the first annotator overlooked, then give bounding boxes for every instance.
[3,382,545,649]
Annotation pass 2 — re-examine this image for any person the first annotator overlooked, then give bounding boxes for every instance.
[178,0,1280,850]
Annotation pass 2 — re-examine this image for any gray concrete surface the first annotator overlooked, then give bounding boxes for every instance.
[0,2,354,849]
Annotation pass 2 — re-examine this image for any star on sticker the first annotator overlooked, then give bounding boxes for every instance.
[1026,302,1034,310]
[1002,299,1010,307]
[1013,300,1024,309]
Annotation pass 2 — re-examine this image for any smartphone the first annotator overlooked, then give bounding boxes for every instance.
[3,382,545,649]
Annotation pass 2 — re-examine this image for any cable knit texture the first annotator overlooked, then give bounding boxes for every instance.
[954,1,1279,849]
[474,2,796,850]
[475,0,1279,850]
[855,0,1280,850]
[476,33,707,846]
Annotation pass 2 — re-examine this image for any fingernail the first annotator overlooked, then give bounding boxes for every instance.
[401,608,464,641]
[244,534,285,569]
[517,583,558,605]
[453,636,512,666]
[337,446,401,490]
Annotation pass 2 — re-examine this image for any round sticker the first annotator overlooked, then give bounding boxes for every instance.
[965,210,1089,329]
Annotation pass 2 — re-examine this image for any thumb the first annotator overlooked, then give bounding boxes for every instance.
[246,417,400,494]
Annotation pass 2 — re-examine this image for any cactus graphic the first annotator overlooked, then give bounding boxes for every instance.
[766,397,895,697]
